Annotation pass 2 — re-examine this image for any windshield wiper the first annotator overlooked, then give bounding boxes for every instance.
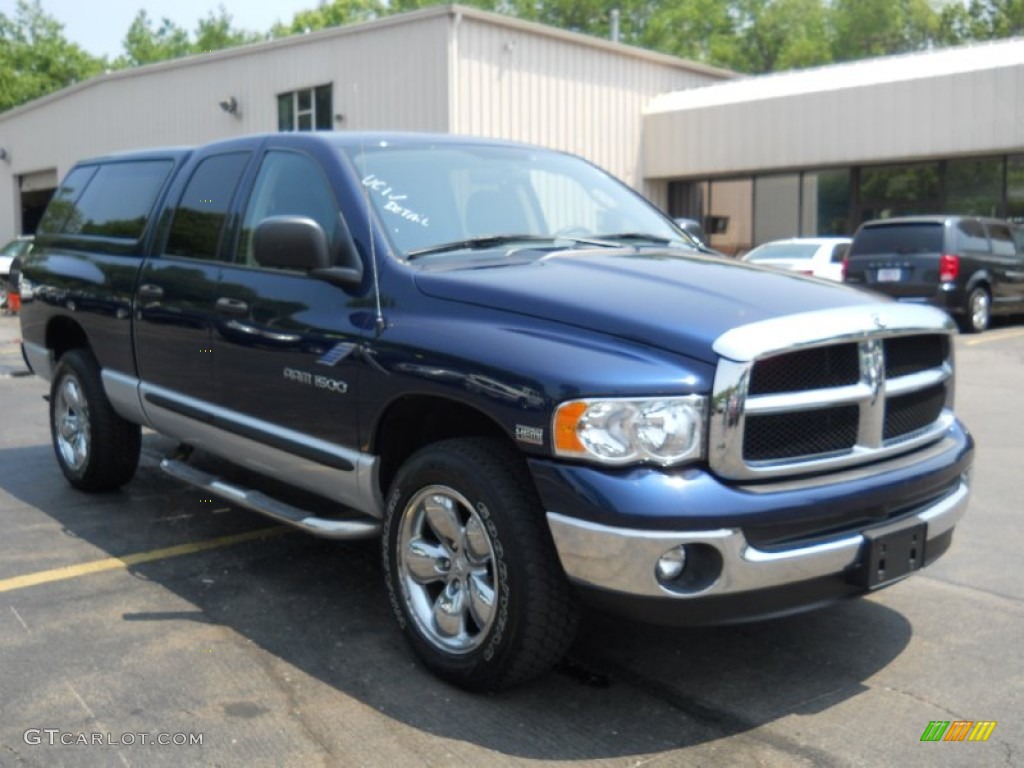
[406,235,563,260]
[595,232,674,245]
[406,234,619,260]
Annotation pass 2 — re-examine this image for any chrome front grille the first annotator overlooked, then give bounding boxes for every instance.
[709,305,957,481]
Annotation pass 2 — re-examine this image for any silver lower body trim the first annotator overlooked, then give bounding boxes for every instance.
[22,341,54,381]
[546,478,970,599]
[98,372,383,519]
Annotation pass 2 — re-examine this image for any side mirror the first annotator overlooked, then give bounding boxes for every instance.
[253,215,364,288]
[254,216,331,271]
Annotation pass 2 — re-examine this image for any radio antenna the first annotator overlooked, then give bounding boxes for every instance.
[355,86,385,336]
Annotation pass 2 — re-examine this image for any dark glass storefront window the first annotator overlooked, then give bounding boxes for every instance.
[801,169,851,235]
[859,162,941,220]
[946,156,1004,216]
[1007,154,1024,224]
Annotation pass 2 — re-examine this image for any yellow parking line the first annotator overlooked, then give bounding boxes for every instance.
[963,328,1024,346]
[0,527,289,594]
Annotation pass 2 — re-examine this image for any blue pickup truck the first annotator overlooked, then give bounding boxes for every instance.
[19,132,973,691]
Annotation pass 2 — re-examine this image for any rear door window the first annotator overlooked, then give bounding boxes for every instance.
[850,223,943,256]
[165,152,251,261]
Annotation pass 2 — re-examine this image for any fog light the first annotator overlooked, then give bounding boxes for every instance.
[655,546,687,583]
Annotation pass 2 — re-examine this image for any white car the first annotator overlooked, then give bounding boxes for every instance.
[742,237,851,281]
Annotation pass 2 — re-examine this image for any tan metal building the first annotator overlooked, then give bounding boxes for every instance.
[0,4,730,242]
[644,37,1024,255]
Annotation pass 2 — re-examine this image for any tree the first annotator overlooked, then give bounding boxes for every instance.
[729,0,832,73]
[938,0,1024,43]
[118,10,191,66]
[117,5,260,67]
[0,0,104,112]
[829,0,939,62]
[194,8,263,53]
[641,0,737,64]
[269,0,385,37]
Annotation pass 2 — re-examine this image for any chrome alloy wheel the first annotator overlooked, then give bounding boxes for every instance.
[397,485,499,654]
[970,289,990,331]
[55,373,90,472]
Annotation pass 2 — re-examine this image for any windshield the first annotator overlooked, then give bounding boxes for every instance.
[0,239,30,258]
[340,141,692,258]
[745,243,819,262]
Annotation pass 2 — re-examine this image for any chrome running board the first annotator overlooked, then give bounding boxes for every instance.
[160,457,381,540]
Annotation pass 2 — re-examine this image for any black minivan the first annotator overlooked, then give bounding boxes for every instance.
[845,215,1024,332]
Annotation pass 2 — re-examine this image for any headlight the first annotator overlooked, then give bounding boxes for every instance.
[552,395,706,466]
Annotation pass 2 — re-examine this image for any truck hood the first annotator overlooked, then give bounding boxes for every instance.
[414,250,885,364]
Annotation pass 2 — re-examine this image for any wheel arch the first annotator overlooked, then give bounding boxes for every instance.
[372,394,519,498]
[46,314,91,361]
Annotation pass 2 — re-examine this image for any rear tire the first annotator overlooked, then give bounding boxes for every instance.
[960,286,990,333]
[382,437,579,691]
[50,349,141,491]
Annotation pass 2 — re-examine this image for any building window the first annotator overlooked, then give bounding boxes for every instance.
[801,169,851,236]
[1008,155,1024,224]
[858,162,941,221]
[946,156,1003,217]
[753,174,799,246]
[277,84,333,132]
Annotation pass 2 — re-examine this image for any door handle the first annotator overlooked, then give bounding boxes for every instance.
[215,297,250,317]
[137,283,164,301]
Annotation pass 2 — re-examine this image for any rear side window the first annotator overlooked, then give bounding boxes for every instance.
[987,223,1017,256]
[955,219,990,252]
[36,166,98,234]
[830,242,849,262]
[166,152,251,260]
[60,160,174,240]
[850,223,943,256]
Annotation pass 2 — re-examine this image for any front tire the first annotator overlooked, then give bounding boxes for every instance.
[383,437,579,691]
[50,349,141,491]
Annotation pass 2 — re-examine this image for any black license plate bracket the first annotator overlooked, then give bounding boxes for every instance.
[856,523,927,589]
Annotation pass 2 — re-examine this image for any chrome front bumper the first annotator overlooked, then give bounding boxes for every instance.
[546,477,970,600]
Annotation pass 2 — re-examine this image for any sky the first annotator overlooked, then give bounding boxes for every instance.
[1,0,322,59]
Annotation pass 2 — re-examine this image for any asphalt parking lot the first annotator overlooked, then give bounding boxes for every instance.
[1,314,1022,768]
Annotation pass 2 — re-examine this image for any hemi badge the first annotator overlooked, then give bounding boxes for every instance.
[516,425,544,446]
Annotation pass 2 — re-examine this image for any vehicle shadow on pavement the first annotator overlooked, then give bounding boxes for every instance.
[0,436,913,761]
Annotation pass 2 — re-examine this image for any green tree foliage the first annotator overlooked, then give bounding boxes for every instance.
[641,0,737,65]
[0,0,104,111]
[938,0,1024,42]
[269,0,385,37]
[118,10,191,66]
[195,8,263,52]
[117,5,260,67]
[727,0,833,72]
[828,0,938,62]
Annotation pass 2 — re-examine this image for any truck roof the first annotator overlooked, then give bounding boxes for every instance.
[74,131,546,167]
